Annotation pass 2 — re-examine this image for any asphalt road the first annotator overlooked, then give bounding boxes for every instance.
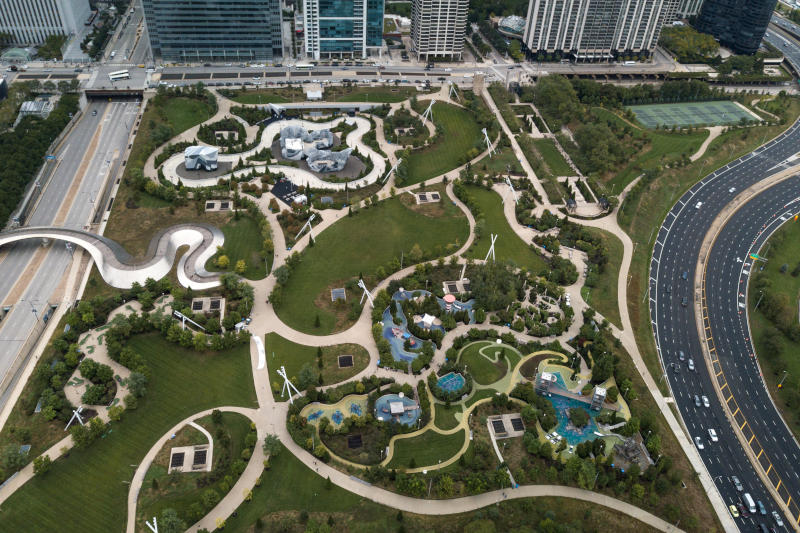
[0,100,136,408]
[650,76,800,533]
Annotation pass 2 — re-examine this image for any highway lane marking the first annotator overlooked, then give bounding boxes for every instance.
[749,434,756,444]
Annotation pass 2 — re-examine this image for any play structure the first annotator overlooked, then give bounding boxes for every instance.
[374,393,421,426]
[184,146,219,171]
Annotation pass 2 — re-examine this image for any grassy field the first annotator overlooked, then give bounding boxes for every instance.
[463,185,548,273]
[386,429,466,469]
[433,403,462,430]
[581,228,624,328]
[748,220,800,440]
[136,411,253,529]
[474,145,524,175]
[532,138,573,176]
[327,85,416,103]
[457,341,509,385]
[405,102,483,185]
[0,333,256,532]
[628,100,756,128]
[226,88,299,105]
[516,134,563,203]
[205,215,268,279]
[275,196,468,334]
[221,450,657,532]
[264,333,370,396]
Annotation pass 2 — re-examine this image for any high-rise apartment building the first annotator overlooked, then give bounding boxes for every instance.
[410,0,469,61]
[303,0,384,60]
[676,0,704,17]
[142,0,282,62]
[0,0,90,45]
[522,0,679,60]
[695,0,777,55]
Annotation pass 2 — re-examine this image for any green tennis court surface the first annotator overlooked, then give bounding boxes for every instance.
[628,100,757,128]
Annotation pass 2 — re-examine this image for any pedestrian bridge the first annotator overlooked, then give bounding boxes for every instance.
[0,224,224,290]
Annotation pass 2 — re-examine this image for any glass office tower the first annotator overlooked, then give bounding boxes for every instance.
[695,0,777,55]
[142,0,282,62]
[304,0,385,59]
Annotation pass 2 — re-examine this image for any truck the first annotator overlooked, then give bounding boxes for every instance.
[743,493,756,514]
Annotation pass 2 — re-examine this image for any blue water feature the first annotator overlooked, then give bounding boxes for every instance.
[392,289,477,324]
[437,372,466,393]
[307,410,323,422]
[374,394,421,426]
[549,394,600,446]
[349,403,362,416]
[331,410,344,425]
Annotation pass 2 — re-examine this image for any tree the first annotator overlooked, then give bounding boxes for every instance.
[568,408,589,427]
[108,405,124,422]
[263,433,282,457]
[1,444,27,472]
[160,508,187,533]
[408,243,423,263]
[297,362,319,389]
[235,259,247,274]
[128,372,148,397]
[217,255,230,269]
[193,332,207,351]
[33,455,52,476]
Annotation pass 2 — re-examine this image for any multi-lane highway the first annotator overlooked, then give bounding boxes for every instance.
[0,100,136,408]
[650,37,800,533]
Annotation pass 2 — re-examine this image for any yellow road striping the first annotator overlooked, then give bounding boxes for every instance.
[726,395,734,403]
[720,382,728,391]
[757,449,764,459]
[733,407,740,417]
[749,434,755,444]
[766,463,773,475]
[777,480,782,492]
[740,420,748,431]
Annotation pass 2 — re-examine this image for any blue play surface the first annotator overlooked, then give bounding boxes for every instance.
[331,410,344,425]
[307,410,323,421]
[437,372,466,393]
[349,403,362,416]
[374,393,421,426]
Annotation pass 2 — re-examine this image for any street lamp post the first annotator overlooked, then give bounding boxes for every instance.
[778,370,789,388]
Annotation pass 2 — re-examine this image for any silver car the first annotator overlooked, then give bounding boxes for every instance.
[688,359,695,371]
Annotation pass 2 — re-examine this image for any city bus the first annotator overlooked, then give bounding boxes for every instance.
[108,70,130,82]
[295,62,314,70]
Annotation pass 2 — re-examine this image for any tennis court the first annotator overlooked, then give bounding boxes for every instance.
[628,100,758,128]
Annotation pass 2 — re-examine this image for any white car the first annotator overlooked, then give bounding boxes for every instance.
[702,395,710,408]
[695,201,703,209]
[695,436,704,450]
[708,428,718,442]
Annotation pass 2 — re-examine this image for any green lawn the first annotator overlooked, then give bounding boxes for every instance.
[275,197,468,334]
[227,89,298,105]
[457,341,509,385]
[264,333,370,397]
[516,134,563,203]
[221,451,659,532]
[386,429,466,469]
[475,145,524,175]
[532,138,573,176]
[136,412,253,529]
[463,185,547,273]
[749,220,800,440]
[433,403,462,430]
[205,215,268,279]
[405,102,483,185]
[162,97,218,136]
[327,86,416,103]
[0,333,256,532]
[581,228,623,328]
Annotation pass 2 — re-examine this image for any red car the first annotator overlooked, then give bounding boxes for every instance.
[737,502,750,518]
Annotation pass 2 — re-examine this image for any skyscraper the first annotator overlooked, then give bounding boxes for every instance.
[0,0,90,45]
[304,0,384,60]
[695,0,777,55]
[522,0,679,60]
[410,0,469,61]
[676,0,704,17]
[142,0,282,62]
